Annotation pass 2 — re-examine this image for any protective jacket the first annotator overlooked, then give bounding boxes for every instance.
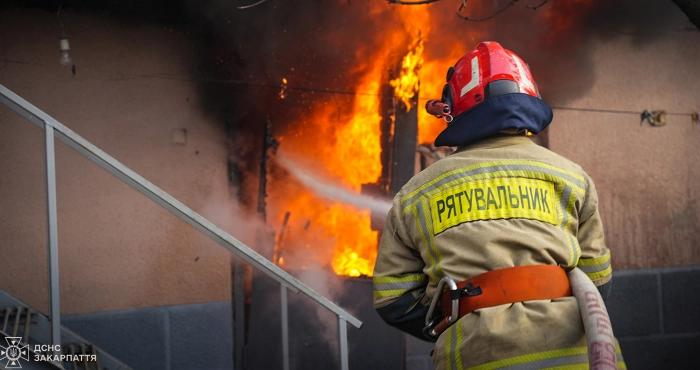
[373,134,624,369]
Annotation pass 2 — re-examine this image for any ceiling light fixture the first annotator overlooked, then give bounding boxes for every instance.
[59,34,72,66]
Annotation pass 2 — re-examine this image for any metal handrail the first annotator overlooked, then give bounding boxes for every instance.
[0,84,362,370]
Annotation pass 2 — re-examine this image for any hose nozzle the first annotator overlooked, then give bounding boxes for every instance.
[425,100,451,117]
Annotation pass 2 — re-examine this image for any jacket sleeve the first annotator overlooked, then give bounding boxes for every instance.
[373,201,432,341]
[576,173,613,300]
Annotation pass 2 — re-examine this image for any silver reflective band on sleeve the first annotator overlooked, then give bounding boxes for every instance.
[578,258,611,274]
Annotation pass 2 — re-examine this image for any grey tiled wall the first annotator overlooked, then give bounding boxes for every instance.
[406,265,700,370]
[63,301,232,370]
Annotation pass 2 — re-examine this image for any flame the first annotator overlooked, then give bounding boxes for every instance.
[391,38,424,111]
[271,67,384,277]
[270,4,438,277]
[325,72,383,191]
[324,69,383,276]
[323,205,378,277]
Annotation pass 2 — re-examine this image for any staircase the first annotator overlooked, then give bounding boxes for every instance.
[0,289,131,370]
[0,84,362,370]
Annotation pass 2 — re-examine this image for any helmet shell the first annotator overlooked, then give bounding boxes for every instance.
[445,41,539,118]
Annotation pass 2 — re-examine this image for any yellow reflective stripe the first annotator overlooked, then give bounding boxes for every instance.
[469,346,586,370]
[555,183,566,227]
[373,274,426,298]
[411,200,444,281]
[412,205,436,280]
[401,160,585,212]
[446,319,464,370]
[566,234,580,268]
[563,189,579,267]
[585,265,613,280]
[422,199,446,280]
[403,162,498,204]
[455,322,464,370]
[469,345,623,370]
[577,251,611,266]
[373,274,426,284]
[402,160,585,203]
[373,289,413,298]
[563,187,577,232]
[541,361,627,370]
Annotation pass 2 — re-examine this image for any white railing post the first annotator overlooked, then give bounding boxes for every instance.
[44,122,61,357]
[233,259,245,370]
[281,285,290,370]
[338,317,349,370]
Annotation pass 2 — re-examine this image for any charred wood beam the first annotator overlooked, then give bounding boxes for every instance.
[379,76,396,195]
[257,118,280,222]
[389,96,418,197]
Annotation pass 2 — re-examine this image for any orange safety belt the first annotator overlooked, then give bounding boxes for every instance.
[433,265,572,336]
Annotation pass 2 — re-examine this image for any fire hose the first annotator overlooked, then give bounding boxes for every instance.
[568,267,619,370]
[424,267,618,370]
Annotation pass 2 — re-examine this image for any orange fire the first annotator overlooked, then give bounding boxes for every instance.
[271,67,385,277]
[391,37,424,111]
[324,68,383,276]
[325,73,383,190]
[270,5,441,277]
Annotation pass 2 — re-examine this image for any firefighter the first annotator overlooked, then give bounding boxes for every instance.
[373,41,625,369]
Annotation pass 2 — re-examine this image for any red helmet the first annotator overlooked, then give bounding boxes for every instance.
[444,41,539,117]
[430,41,550,147]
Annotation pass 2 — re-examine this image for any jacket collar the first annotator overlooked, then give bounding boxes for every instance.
[434,93,553,147]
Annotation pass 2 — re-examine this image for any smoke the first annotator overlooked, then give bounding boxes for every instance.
[196,172,347,363]
[196,175,268,257]
[185,0,693,109]
[293,266,343,358]
[276,155,392,219]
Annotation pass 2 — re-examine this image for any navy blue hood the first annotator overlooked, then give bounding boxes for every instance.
[434,93,553,147]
